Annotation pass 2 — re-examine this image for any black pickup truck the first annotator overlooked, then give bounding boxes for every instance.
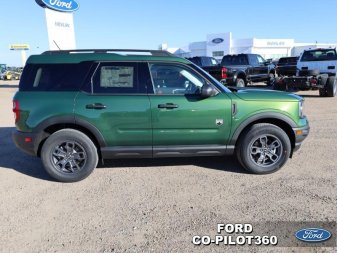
[202,54,276,87]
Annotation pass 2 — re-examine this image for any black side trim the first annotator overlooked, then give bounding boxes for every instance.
[229,112,297,146]
[101,146,152,159]
[101,145,233,159]
[153,145,227,158]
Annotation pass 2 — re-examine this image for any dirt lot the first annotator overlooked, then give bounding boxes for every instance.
[0,80,336,253]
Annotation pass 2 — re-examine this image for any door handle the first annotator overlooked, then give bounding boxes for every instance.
[158,103,179,109]
[86,103,107,110]
[328,66,335,70]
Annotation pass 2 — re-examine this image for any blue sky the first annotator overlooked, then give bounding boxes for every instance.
[1,0,336,66]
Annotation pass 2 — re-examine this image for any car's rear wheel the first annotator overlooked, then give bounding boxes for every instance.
[236,123,291,174]
[326,76,337,97]
[41,129,98,182]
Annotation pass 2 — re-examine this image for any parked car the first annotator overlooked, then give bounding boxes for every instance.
[203,54,276,87]
[186,56,218,67]
[274,48,337,97]
[13,49,309,182]
[276,57,299,76]
[3,70,21,80]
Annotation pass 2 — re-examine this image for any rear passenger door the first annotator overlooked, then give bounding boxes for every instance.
[74,62,152,158]
[248,54,260,81]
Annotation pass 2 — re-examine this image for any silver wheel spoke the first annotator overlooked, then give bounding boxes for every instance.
[249,134,283,168]
[53,147,67,158]
[260,136,268,147]
[269,140,281,149]
[73,152,85,160]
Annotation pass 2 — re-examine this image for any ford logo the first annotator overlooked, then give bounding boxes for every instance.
[35,0,79,12]
[295,228,331,243]
[212,38,224,44]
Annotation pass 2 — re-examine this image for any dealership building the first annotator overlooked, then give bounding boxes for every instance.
[163,32,337,60]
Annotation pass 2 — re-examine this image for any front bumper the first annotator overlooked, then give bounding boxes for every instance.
[292,125,310,152]
[12,130,38,156]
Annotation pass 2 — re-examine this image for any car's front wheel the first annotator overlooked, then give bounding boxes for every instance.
[236,123,291,174]
[41,129,98,182]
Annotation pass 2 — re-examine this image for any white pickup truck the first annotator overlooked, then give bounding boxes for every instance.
[274,48,337,97]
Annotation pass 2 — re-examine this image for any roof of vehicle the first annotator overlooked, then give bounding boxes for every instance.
[26,49,190,64]
[303,47,336,52]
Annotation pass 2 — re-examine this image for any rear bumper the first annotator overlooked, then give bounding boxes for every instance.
[12,130,38,156]
[292,124,310,152]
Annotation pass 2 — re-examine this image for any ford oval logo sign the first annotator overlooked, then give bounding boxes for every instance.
[212,38,224,44]
[35,0,79,12]
[295,228,331,243]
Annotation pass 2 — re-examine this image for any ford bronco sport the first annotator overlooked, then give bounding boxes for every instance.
[13,49,309,182]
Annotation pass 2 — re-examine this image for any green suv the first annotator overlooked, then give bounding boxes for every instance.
[12,50,309,182]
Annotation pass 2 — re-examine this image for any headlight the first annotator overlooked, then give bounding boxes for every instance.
[299,100,304,118]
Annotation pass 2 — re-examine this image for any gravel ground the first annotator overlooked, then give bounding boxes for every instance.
[0,80,336,253]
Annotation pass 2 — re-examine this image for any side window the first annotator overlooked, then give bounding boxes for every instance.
[257,55,265,64]
[248,55,259,66]
[92,62,145,94]
[149,63,206,95]
[19,62,93,91]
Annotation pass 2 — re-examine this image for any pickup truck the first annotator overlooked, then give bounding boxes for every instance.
[186,56,218,67]
[202,54,276,87]
[276,57,299,76]
[274,48,337,97]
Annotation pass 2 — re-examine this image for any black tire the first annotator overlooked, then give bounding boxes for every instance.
[236,123,291,174]
[326,76,337,97]
[235,78,245,87]
[299,69,320,76]
[273,77,286,91]
[319,88,327,97]
[41,129,98,182]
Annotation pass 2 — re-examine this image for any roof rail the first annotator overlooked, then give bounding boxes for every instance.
[42,49,173,56]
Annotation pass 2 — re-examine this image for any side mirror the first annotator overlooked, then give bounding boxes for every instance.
[201,83,218,98]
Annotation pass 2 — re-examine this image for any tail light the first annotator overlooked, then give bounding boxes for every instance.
[221,67,227,79]
[13,100,20,123]
[310,79,317,86]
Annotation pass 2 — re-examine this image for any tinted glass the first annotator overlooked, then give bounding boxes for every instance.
[301,49,337,62]
[149,63,206,95]
[19,62,93,91]
[187,58,201,66]
[278,57,298,64]
[221,55,248,65]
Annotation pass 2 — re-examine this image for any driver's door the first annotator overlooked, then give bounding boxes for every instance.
[147,62,232,156]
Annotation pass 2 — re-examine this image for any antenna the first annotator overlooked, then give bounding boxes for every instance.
[53,40,61,50]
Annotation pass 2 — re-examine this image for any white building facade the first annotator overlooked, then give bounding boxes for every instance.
[165,32,337,61]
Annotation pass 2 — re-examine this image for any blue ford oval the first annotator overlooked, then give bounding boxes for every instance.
[212,38,224,44]
[295,228,331,242]
[37,0,79,12]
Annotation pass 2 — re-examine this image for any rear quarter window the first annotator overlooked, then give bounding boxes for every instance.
[19,62,93,91]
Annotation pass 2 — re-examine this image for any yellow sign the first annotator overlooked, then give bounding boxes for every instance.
[9,44,30,50]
